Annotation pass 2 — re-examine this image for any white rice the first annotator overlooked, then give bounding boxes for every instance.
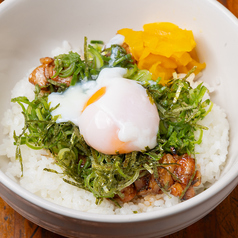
[0,42,230,215]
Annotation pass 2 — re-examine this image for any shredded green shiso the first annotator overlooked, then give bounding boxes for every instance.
[12,38,212,204]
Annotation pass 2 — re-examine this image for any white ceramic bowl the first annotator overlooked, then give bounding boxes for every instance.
[0,0,238,237]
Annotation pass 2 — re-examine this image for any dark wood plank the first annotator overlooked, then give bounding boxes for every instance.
[227,0,238,17]
[0,197,63,238]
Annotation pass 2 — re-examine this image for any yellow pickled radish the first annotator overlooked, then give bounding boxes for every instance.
[118,22,206,84]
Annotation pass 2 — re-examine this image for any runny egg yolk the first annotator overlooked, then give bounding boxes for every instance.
[48,67,160,155]
[82,86,106,112]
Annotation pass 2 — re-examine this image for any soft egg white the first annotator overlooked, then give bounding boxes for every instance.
[48,67,160,154]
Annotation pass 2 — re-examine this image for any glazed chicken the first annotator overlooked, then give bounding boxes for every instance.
[29,57,72,89]
[120,153,201,202]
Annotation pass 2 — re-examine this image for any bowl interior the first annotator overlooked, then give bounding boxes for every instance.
[0,0,238,221]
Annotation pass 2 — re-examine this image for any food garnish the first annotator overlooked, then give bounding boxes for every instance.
[118,22,206,84]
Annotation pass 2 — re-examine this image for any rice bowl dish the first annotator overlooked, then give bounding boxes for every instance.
[0,35,229,214]
[0,0,237,237]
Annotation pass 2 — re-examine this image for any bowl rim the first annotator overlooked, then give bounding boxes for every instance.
[0,0,238,223]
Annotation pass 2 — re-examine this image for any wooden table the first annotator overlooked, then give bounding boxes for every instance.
[0,0,238,237]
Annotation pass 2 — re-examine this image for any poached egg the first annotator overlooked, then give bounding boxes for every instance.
[48,67,160,154]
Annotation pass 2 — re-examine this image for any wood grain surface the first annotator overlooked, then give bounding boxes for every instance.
[0,0,237,237]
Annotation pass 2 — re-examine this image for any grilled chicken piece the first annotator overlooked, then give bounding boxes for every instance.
[134,154,177,197]
[174,154,196,185]
[169,182,184,197]
[192,170,201,187]
[29,57,72,89]
[157,153,177,189]
[118,153,201,203]
[170,154,201,200]
[170,182,196,200]
[120,184,137,203]
[29,57,54,87]
[134,174,152,196]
